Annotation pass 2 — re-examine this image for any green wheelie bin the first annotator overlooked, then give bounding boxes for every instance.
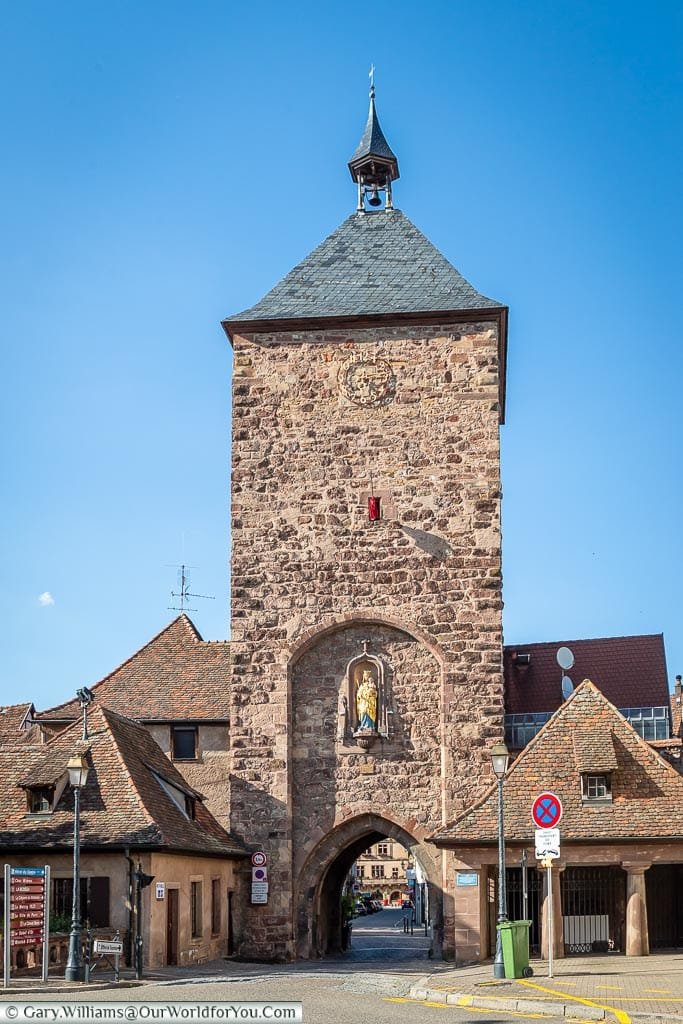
[497,920,533,979]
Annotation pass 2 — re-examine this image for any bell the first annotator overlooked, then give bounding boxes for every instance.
[368,187,382,207]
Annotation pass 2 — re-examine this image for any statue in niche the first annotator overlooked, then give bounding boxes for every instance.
[338,641,389,749]
[355,668,378,731]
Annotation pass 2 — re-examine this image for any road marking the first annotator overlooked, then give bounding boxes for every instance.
[643,988,672,994]
[596,986,623,991]
[383,997,550,1017]
[517,978,632,1024]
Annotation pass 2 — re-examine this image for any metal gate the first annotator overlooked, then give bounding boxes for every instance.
[506,866,542,955]
[561,867,626,954]
[646,865,683,949]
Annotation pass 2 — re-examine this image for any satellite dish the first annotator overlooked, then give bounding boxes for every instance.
[561,675,574,701]
[556,646,575,671]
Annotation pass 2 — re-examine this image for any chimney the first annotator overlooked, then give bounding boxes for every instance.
[675,675,682,701]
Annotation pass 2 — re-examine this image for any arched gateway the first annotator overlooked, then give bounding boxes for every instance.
[295,812,441,958]
[223,84,507,961]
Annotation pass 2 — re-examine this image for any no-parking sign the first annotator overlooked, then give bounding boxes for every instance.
[531,792,563,829]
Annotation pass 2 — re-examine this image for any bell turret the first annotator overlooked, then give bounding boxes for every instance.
[348,72,399,212]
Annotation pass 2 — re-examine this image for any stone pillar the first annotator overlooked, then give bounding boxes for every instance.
[541,863,565,960]
[623,862,650,956]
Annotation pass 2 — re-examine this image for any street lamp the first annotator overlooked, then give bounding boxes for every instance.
[491,741,510,980]
[64,753,89,982]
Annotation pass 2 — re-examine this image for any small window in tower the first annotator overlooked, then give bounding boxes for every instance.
[172,727,198,761]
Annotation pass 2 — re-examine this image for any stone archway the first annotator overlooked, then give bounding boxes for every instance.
[294,812,442,959]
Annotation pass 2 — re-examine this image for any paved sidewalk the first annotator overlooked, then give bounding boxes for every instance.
[409,953,683,1022]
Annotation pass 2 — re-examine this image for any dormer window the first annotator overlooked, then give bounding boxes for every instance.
[27,787,53,813]
[582,773,612,803]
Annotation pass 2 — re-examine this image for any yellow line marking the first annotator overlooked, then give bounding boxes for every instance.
[643,988,672,994]
[517,978,632,1024]
[596,986,623,991]
[382,997,550,1017]
[597,996,683,1003]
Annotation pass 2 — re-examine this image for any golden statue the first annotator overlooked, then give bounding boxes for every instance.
[355,669,378,731]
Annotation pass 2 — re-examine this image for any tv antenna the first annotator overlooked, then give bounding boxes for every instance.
[167,564,215,613]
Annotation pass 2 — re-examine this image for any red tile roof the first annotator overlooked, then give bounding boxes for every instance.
[0,705,246,857]
[36,616,229,723]
[432,680,683,845]
[0,703,36,745]
[504,634,669,715]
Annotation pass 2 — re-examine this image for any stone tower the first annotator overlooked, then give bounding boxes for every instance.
[222,84,508,962]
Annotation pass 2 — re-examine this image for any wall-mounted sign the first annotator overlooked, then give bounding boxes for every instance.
[155,882,166,900]
[456,872,478,887]
[251,880,268,905]
[251,851,267,867]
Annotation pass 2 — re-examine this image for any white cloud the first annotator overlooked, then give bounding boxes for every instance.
[38,592,55,607]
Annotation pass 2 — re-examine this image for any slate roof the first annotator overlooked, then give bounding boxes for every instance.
[432,681,683,845]
[225,210,504,326]
[504,634,670,716]
[348,89,399,179]
[36,616,229,723]
[0,705,246,856]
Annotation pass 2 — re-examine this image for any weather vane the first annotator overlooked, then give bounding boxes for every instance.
[369,64,375,91]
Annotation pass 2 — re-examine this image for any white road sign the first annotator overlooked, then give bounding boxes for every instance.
[93,940,124,955]
[535,827,560,860]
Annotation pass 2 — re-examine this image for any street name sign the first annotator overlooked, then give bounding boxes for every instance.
[93,939,124,955]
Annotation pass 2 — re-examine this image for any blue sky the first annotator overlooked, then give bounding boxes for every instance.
[2,1,681,711]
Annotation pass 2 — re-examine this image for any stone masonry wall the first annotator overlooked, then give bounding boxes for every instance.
[291,623,441,877]
[229,321,504,958]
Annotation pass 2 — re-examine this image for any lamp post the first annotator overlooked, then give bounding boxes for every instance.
[491,741,510,980]
[64,753,89,982]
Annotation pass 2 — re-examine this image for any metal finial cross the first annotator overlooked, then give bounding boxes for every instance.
[369,64,375,94]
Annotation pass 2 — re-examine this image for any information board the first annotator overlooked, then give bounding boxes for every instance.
[3,865,50,988]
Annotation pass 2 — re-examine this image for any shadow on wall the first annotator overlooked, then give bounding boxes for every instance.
[400,526,454,563]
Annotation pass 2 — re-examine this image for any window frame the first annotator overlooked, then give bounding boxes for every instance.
[27,787,53,814]
[171,726,199,762]
[581,773,612,803]
[190,879,203,939]
[211,878,221,936]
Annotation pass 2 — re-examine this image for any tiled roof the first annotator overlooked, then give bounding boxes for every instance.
[225,210,504,325]
[0,705,246,856]
[36,616,229,723]
[572,722,617,773]
[433,681,683,845]
[504,634,669,715]
[0,703,36,745]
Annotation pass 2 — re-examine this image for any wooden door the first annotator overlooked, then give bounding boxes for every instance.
[166,889,179,965]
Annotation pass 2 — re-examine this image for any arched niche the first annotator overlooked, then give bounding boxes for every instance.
[338,640,390,746]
